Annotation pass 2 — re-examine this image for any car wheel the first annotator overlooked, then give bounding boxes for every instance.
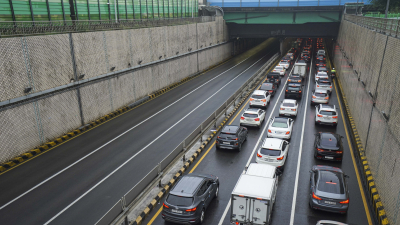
[216,145,220,150]
[214,186,219,198]
[314,150,317,159]
[244,133,248,142]
[238,143,242,152]
[198,209,205,224]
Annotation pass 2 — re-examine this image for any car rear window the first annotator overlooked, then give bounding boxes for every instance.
[314,92,327,97]
[166,194,193,206]
[219,133,237,139]
[318,80,331,85]
[282,103,295,107]
[252,95,265,99]
[320,137,339,148]
[317,171,344,194]
[320,110,336,116]
[272,121,288,128]
[275,66,284,70]
[243,113,258,118]
[260,148,281,156]
[288,87,300,91]
[261,83,273,90]
[267,74,278,79]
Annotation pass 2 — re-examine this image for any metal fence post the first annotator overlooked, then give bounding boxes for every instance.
[69,33,85,126]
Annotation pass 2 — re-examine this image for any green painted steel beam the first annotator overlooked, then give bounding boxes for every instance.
[224,11,340,24]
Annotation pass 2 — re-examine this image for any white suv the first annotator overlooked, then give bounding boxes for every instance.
[316,78,333,94]
[256,138,290,171]
[279,99,298,117]
[249,90,271,109]
[240,108,266,128]
[315,104,338,126]
[311,88,329,105]
[273,66,286,76]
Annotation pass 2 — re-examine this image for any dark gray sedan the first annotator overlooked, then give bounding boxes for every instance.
[309,165,349,214]
[162,174,219,224]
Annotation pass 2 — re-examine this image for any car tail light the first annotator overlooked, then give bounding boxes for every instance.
[299,91,302,93]
[268,129,272,133]
[325,97,329,100]
[163,203,169,208]
[217,136,220,139]
[257,153,262,158]
[240,117,245,120]
[255,118,260,121]
[340,199,349,204]
[277,155,284,160]
[233,138,238,140]
[261,99,267,102]
[250,98,254,101]
[285,131,290,135]
[269,90,273,92]
[312,192,322,200]
[298,80,301,83]
[280,108,285,110]
[332,116,338,118]
[317,148,325,152]
[336,151,343,154]
[312,96,316,98]
[317,114,323,117]
[317,85,320,87]
[291,109,296,111]
[286,90,288,92]
[330,86,332,88]
[186,207,197,212]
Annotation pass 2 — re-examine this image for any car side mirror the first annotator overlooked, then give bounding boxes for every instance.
[344,175,349,178]
[309,170,313,174]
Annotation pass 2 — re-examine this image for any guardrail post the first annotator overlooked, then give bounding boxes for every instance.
[200,124,203,142]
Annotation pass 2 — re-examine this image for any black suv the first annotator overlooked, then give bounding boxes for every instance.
[285,83,303,99]
[259,82,278,96]
[314,132,344,161]
[162,174,219,224]
[266,72,281,87]
[216,125,248,151]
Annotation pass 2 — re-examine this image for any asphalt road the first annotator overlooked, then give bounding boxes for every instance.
[146,40,375,225]
[0,39,280,225]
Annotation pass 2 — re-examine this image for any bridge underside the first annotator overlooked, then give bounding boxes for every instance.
[228,22,340,38]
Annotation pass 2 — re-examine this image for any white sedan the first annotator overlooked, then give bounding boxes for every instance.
[279,61,290,69]
[315,72,328,82]
[279,99,298,117]
[267,117,294,140]
[273,66,286,76]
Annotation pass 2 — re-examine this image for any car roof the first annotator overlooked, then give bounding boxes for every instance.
[262,138,284,149]
[221,125,239,133]
[283,99,297,104]
[313,165,343,173]
[253,90,267,95]
[244,108,260,114]
[170,175,206,196]
[314,88,328,93]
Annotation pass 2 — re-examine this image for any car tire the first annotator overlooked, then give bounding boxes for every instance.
[314,150,317,159]
[238,143,242,152]
[244,133,248,142]
[198,209,205,224]
[216,145,220,150]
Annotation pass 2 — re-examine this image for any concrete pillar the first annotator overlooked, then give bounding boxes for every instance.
[279,38,284,55]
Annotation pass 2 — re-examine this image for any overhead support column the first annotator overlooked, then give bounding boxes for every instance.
[279,38,284,55]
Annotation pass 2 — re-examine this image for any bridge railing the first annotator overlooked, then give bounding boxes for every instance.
[0,17,215,38]
[344,14,400,38]
[209,0,359,7]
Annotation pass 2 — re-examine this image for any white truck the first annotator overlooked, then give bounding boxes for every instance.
[293,62,307,78]
[230,164,278,225]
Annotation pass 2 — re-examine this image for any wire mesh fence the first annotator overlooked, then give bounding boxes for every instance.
[0,16,229,164]
[0,17,215,38]
[344,14,400,38]
[335,19,400,225]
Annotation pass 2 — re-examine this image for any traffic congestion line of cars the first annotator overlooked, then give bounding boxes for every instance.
[161,38,351,225]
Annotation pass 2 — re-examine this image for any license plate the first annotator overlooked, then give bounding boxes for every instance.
[275,131,282,134]
[325,201,336,205]
[223,142,230,145]
[172,209,183,214]
[291,91,296,93]
[255,100,260,102]
[285,114,291,116]
[325,156,334,159]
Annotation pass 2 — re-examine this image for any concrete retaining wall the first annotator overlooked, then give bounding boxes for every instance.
[335,19,400,224]
[0,17,234,164]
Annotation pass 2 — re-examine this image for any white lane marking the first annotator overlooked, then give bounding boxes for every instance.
[43,55,270,225]
[218,57,297,225]
[0,52,260,212]
[289,55,313,225]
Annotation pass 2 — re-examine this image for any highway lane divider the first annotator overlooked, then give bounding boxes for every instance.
[0,55,237,175]
[101,51,283,225]
[326,45,387,225]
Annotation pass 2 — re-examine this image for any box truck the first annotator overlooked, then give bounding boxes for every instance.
[293,62,307,78]
[230,164,278,225]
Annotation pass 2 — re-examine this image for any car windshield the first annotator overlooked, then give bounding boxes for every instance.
[283,103,295,107]
[288,87,300,91]
[252,94,265,99]
[260,148,281,156]
[166,194,193,206]
[320,110,336,116]
[219,133,237,139]
[272,121,288,128]
[314,92,327,97]
[261,83,273,90]
[317,171,344,194]
[243,113,258,118]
